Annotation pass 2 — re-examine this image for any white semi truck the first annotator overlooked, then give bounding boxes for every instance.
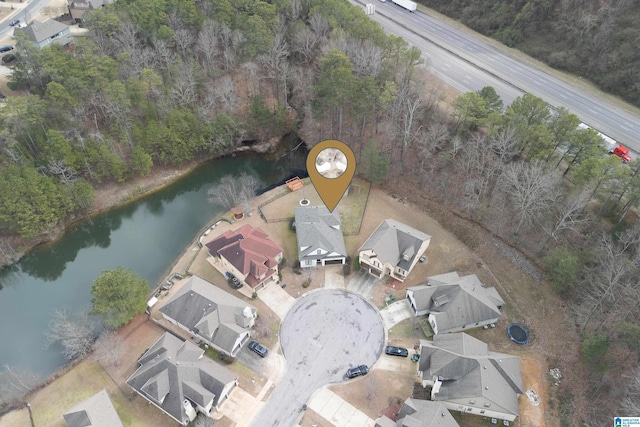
[392,0,417,12]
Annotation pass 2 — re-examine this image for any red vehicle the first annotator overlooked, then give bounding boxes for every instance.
[610,146,631,163]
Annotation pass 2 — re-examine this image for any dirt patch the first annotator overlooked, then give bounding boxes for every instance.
[329,369,415,420]
[299,408,334,427]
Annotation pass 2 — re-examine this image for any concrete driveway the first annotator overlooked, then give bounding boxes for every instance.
[379,298,414,330]
[251,289,385,427]
[217,387,265,427]
[307,387,375,427]
[259,284,296,319]
[346,269,382,299]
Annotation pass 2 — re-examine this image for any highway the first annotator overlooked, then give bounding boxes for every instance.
[354,0,640,151]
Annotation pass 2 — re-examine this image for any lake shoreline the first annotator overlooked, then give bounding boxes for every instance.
[1,144,289,270]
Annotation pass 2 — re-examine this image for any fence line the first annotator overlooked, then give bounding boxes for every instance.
[344,181,372,236]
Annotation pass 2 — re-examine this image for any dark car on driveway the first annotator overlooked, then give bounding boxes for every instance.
[346,365,369,379]
[385,346,409,357]
[9,19,20,27]
[248,340,268,358]
[226,273,243,289]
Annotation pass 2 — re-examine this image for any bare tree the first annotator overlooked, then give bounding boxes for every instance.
[575,233,640,331]
[209,75,237,114]
[258,32,291,104]
[93,329,124,367]
[539,186,592,249]
[197,19,222,75]
[171,63,198,108]
[208,173,260,213]
[253,316,272,340]
[191,413,214,427]
[44,309,95,361]
[48,159,78,184]
[0,365,40,406]
[498,161,560,234]
[489,125,519,162]
[622,365,640,415]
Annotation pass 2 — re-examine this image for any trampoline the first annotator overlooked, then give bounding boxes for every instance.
[507,323,529,345]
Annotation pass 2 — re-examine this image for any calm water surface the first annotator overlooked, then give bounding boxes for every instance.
[0,149,305,378]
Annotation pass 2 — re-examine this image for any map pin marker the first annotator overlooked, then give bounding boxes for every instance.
[307,139,356,212]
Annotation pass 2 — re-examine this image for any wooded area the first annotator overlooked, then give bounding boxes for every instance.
[421,0,640,106]
[0,0,639,424]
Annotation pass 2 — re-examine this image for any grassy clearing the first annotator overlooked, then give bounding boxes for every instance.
[388,318,429,341]
[26,360,176,427]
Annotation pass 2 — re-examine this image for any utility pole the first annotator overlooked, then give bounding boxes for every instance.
[26,402,35,427]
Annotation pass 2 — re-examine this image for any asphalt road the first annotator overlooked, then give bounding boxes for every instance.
[0,0,52,38]
[251,289,384,427]
[354,0,640,152]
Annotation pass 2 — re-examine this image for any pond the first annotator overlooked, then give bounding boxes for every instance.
[0,145,307,379]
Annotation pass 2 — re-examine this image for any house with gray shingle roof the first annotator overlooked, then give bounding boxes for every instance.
[375,398,459,427]
[206,224,283,290]
[126,332,238,426]
[160,275,257,356]
[63,389,123,427]
[358,219,431,282]
[15,19,73,49]
[407,272,504,335]
[418,333,523,422]
[68,0,114,22]
[294,206,347,268]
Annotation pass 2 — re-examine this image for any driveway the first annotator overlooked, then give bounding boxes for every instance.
[379,299,413,330]
[236,340,286,383]
[346,269,382,299]
[251,289,385,426]
[259,284,296,319]
[307,387,375,427]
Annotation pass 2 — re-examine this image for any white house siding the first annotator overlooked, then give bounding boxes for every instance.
[215,380,238,411]
[301,259,316,268]
[428,313,438,335]
[406,292,429,316]
[443,401,516,422]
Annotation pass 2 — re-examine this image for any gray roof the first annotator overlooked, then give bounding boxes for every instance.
[419,334,523,417]
[359,219,431,271]
[295,206,347,261]
[376,398,459,427]
[126,333,237,425]
[63,389,123,427]
[18,19,71,44]
[408,273,504,332]
[68,0,114,20]
[160,276,256,354]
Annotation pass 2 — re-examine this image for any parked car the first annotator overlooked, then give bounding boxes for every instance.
[9,19,20,27]
[346,365,369,379]
[0,46,14,53]
[172,273,184,280]
[248,340,268,358]
[227,273,243,289]
[385,346,409,357]
[419,255,426,262]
